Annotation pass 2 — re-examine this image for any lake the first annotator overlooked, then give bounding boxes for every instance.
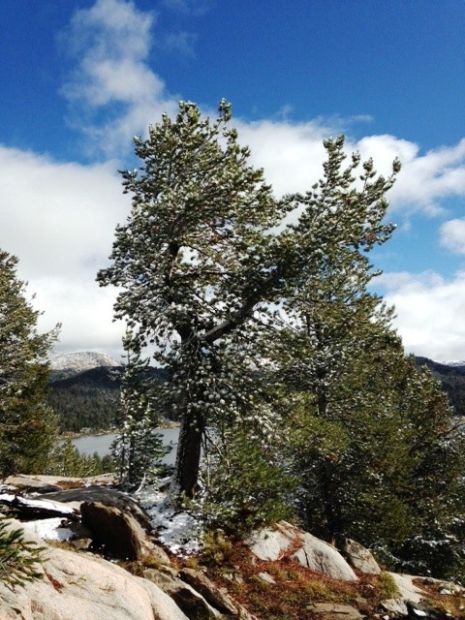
[72,427,179,466]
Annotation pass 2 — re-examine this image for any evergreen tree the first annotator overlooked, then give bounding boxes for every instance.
[98,101,398,497]
[112,331,168,489]
[0,250,58,478]
[282,313,465,579]
[46,439,109,477]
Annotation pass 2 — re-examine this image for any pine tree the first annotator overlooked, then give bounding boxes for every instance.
[46,439,107,477]
[0,250,58,478]
[112,331,168,489]
[98,101,399,497]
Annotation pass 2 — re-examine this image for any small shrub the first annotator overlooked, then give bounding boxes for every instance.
[198,432,296,535]
[201,530,233,566]
[378,571,399,599]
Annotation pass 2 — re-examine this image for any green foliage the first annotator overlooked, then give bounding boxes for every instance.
[282,316,465,579]
[47,381,119,433]
[0,518,44,587]
[198,429,295,534]
[98,100,398,499]
[96,99,465,583]
[46,438,114,477]
[0,250,59,478]
[112,331,169,490]
[201,530,234,566]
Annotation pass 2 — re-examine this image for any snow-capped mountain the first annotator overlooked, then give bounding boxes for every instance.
[441,360,465,368]
[50,351,119,372]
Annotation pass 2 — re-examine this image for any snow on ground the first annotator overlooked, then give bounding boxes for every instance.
[0,494,76,515]
[137,481,203,556]
[24,518,75,541]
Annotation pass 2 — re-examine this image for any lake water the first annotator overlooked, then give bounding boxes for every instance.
[73,427,179,466]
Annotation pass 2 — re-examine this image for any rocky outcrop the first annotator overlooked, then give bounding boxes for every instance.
[0,520,188,620]
[342,538,381,575]
[80,500,168,561]
[179,568,259,619]
[144,568,222,618]
[39,485,151,526]
[4,473,116,492]
[247,521,358,581]
[4,477,465,620]
[308,603,363,619]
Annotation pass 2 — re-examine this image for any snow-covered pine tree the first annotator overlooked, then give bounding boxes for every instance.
[0,250,58,477]
[112,331,168,489]
[98,102,399,497]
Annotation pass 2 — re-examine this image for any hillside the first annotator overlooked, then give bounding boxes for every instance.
[48,353,465,432]
[48,365,168,433]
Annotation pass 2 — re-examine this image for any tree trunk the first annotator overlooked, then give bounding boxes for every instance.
[174,409,205,497]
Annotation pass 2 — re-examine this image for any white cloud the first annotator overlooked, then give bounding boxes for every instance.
[0,145,128,355]
[0,146,128,280]
[241,123,465,215]
[381,270,465,362]
[237,119,331,197]
[32,278,123,359]
[61,0,465,218]
[440,218,465,255]
[2,0,464,360]
[62,0,178,156]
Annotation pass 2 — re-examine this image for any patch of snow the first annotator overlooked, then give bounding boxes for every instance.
[24,518,74,542]
[0,494,76,515]
[137,483,203,556]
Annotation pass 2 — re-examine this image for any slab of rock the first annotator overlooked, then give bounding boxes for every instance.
[246,525,293,561]
[39,486,151,528]
[144,568,222,618]
[0,519,188,620]
[342,538,381,575]
[310,602,363,618]
[4,474,61,493]
[247,521,357,582]
[81,501,168,561]
[179,568,259,620]
[4,473,116,492]
[388,573,424,605]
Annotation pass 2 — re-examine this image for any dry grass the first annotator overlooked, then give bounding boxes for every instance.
[412,577,465,618]
[180,541,392,620]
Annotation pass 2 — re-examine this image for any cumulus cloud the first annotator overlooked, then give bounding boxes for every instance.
[33,277,123,359]
[440,218,465,254]
[379,270,465,362]
[61,0,465,217]
[62,0,178,156]
[242,123,465,215]
[3,0,464,359]
[0,145,128,355]
[0,146,128,280]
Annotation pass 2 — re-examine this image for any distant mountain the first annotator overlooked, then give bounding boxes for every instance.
[50,351,119,380]
[442,360,465,368]
[47,354,169,433]
[415,356,465,416]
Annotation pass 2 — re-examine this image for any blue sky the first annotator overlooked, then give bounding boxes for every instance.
[1,0,465,360]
